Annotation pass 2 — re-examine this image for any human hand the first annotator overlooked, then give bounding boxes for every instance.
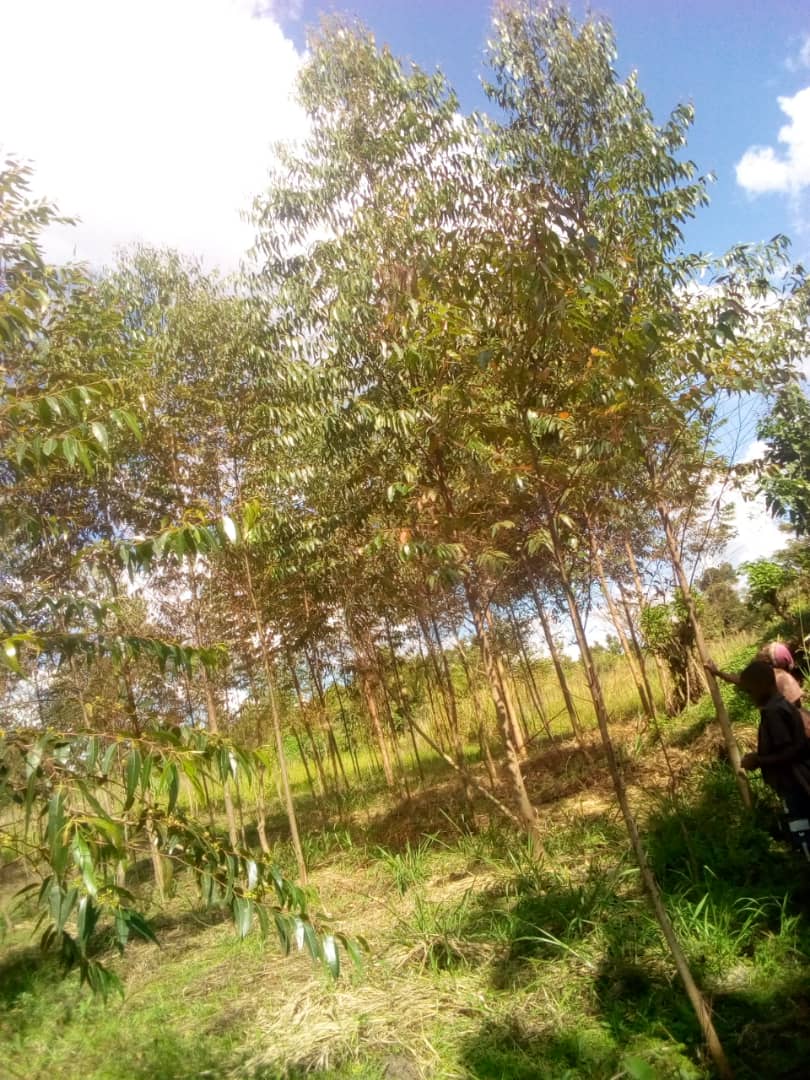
[740,752,759,771]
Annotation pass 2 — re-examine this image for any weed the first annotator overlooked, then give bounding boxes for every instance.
[373,837,435,895]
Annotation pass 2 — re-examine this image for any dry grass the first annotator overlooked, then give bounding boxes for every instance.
[238,965,471,1078]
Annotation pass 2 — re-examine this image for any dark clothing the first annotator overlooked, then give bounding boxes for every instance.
[783,785,810,821]
[757,693,810,795]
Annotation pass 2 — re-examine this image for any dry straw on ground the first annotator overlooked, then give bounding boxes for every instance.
[238,965,468,1078]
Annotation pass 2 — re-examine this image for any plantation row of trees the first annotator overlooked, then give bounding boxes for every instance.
[3,4,809,1071]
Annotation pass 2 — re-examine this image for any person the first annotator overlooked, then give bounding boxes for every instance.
[705,641,803,707]
[737,660,810,818]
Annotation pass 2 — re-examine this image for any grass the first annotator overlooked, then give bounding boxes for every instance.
[5,631,810,1078]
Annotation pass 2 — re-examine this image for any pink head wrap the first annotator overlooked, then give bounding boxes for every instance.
[768,642,794,669]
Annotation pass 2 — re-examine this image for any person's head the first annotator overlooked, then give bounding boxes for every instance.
[766,641,793,670]
[739,660,777,706]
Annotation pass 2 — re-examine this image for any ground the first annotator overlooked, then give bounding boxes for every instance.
[3,659,810,1079]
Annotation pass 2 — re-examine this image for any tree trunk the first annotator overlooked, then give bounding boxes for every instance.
[483,606,528,759]
[330,657,363,781]
[625,541,675,715]
[526,572,586,746]
[288,655,331,798]
[383,617,425,783]
[548,515,732,1079]
[590,539,656,722]
[656,501,751,807]
[423,608,473,813]
[243,553,308,884]
[415,630,449,752]
[201,671,240,849]
[465,579,542,850]
[349,622,396,790]
[305,648,351,794]
[451,627,499,788]
[616,577,658,715]
[507,604,555,743]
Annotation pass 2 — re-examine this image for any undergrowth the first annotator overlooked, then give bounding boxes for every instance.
[4,649,810,1079]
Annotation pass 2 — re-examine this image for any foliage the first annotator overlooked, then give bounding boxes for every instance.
[757,381,810,535]
[697,563,750,635]
[0,726,353,993]
[742,559,791,615]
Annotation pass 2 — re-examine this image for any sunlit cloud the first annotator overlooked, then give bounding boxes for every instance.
[1,0,306,270]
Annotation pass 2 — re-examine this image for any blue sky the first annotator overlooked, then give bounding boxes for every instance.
[281,0,810,261]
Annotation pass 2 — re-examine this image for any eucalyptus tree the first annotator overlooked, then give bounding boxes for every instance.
[1,162,348,989]
[250,21,545,843]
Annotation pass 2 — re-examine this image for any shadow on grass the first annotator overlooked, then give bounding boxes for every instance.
[0,944,61,1010]
[453,762,810,1078]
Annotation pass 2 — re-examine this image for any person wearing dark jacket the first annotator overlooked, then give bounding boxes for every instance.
[738,660,810,818]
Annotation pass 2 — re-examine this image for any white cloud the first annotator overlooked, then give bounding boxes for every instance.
[717,440,790,565]
[1,0,306,270]
[786,34,810,73]
[736,87,810,195]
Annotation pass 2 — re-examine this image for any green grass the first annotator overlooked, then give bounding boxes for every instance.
[7,630,810,1079]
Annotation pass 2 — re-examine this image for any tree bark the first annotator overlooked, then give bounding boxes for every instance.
[548,515,732,1080]
[383,617,425,783]
[656,501,751,807]
[507,604,555,743]
[483,606,528,759]
[525,572,585,746]
[243,553,308,884]
[590,539,656,722]
[348,618,396,790]
[465,579,542,850]
[625,540,675,715]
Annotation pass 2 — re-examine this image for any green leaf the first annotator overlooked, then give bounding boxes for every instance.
[124,749,141,809]
[166,763,180,814]
[72,832,97,896]
[101,742,118,777]
[322,934,339,977]
[76,895,100,948]
[90,421,109,452]
[233,896,253,939]
[622,1056,657,1080]
[125,909,159,945]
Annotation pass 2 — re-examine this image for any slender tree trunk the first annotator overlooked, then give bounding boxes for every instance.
[305,648,351,793]
[425,608,473,813]
[465,579,542,850]
[415,631,449,752]
[526,572,585,746]
[590,539,656,722]
[625,541,675,715]
[187,563,239,846]
[254,768,271,855]
[451,626,499,788]
[243,553,307,884]
[507,604,555,743]
[616,578,659,716]
[145,807,167,902]
[349,623,396,790]
[416,611,454,748]
[383,617,425,783]
[201,671,240,849]
[330,658,362,781]
[548,515,732,1079]
[288,655,331,797]
[241,654,271,853]
[483,606,528,759]
[656,500,751,807]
